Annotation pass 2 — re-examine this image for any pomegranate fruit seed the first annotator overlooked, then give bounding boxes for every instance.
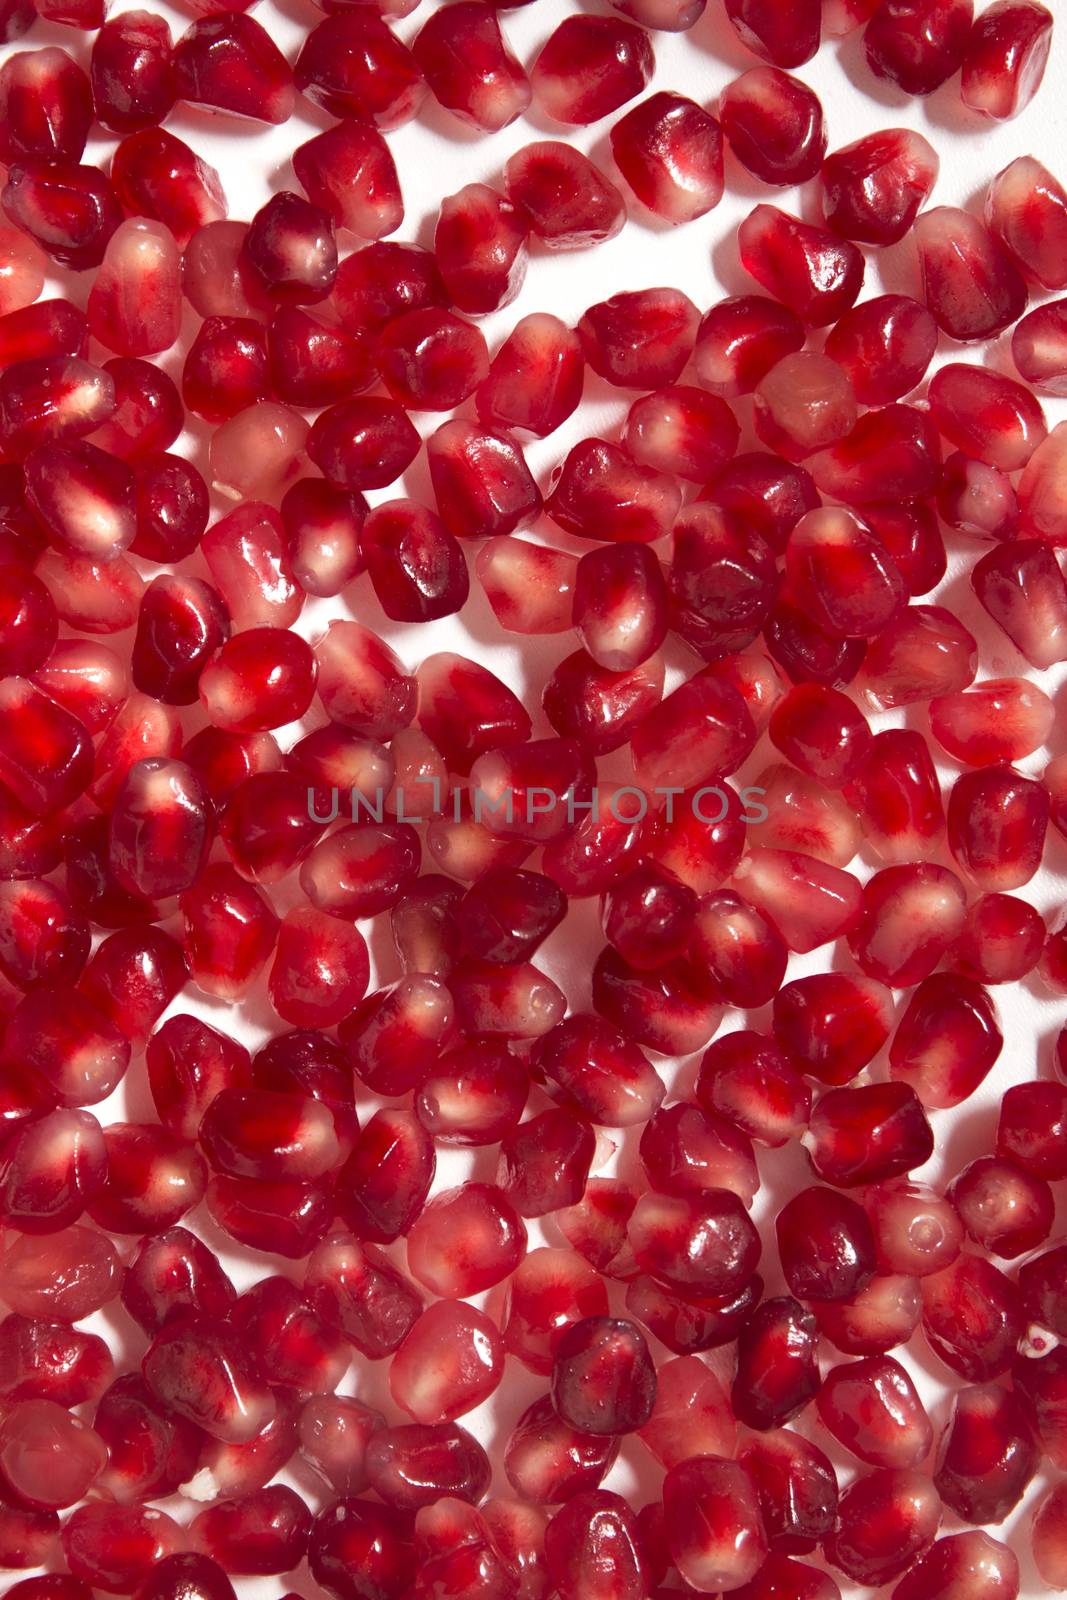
[934,1382,1037,1524]
[739,205,864,326]
[610,92,724,222]
[413,1,530,132]
[962,2,1053,118]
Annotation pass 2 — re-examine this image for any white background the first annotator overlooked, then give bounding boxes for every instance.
[4,0,1067,1596]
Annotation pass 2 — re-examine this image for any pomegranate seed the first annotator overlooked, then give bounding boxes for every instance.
[435,184,527,314]
[0,356,117,461]
[131,575,228,708]
[0,1314,112,1406]
[179,861,278,1001]
[640,1101,758,1205]
[915,205,1028,340]
[777,1185,876,1302]
[377,307,489,412]
[748,760,861,865]
[731,1296,819,1429]
[896,1532,1021,1600]
[404,1181,524,1298]
[0,1397,107,1508]
[601,863,694,972]
[864,1180,963,1280]
[391,1298,503,1424]
[807,1083,933,1188]
[367,1420,490,1511]
[816,1274,922,1356]
[0,299,87,366]
[697,1029,811,1147]
[740,1429,838,1555]
[182,221,264,317]
[412,0,530,131]
[279,479,365,598]
[934,678,1053,766]
[135,1558,236,1600]
[664,1455,767,1592]
[0,1224,119,1322]
[949,764,1048,890]
[182,317,268,423]
[609,91,723,221]
[934,1381,1037,1524]
[937,450,1019,541]
[625,386,738,485]
[1011,299,1067,395]
[62,1505,186,1595]
[578,288,698,390]
[922,1250,1024,1380]
[476,320,583,445]
[87,220,181,358]
[90,13,175,133]
[768,685,871,787]
[505,1393,617,1504]
[631,1185,760,1300]
[592,945,723,1054]
[2,161,121,271]
[501,1246,609,1375]
[130,451,209,563]
[305,1232,422,1361]
[818,1355,932,1470]
[427,419,541,540]
[122,1226,236,1335]
[0,47,92,163]
[824,296,938,409]
[243,191,337,306]
[4,984,129,1107]
[825,1468,941,1587]
[963,1,1052,116]
[809,406,941,508]
[504,142,625,252]
[0,1107,106,1233]
[172,14,294,123]
[0,876,88,987]
[764,587,864,681]
[544,1491,646,1600]
[191,1485,310,1575]
[820,128,939,244]
[200,503,301,630]
[558,1177,638,1274]
[998,1079,1067,1179]
[550,1316,656,1436]
[497,1106,594,1215]
[754,352,857,461]
[112,131,226,249]
[637,1355,734,1471]
[732,848,862,954]
[847,862,966,986]
[88,1122,205,1234]
[294,120,402,241]
[391,874,463,978]
[773,973,893,1085]
[310,1500,414,1600]
[693,297,804,397]
[861,603,977,707]
[864,0,973,91]
[530,15,652,124]
[299,1393,383,1497]
[973,540,1067,669]
[626,1271,761,1354]
[721,67,825,186]
[0,1492,59,1571]
[1013,1344,1067,1468]
[295,13,425,128]
[929,361,1046,470]
[336,1105,435,1242]
[739,204,864,326]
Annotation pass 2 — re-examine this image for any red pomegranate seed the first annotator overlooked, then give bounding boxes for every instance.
[558,1178,638,1274]
[922,1251,1023,1380]
[754,352,857,461]
[769,684,871,787]
[0,1107,105,1233]
[359,498,468,623]
[1011,300,1067,395]
[434,184,527,314]
[89,1122,205,1234]
[298,1394,383,1498]
[131,575,228,707]
[740,1429,838,1555]
[294,13,425,129]
[279,479,366,598]
[544,1491,646,1600]
[305,1231,422,1361]
[0,1314,112,1408]
[577,288,698,390]
[847,862,966,987]
[113,131,226,250]
[624,385,738,484]
[390,1299,503,1424]
[501,148,622,256]
[0,1225,119,1322]
[477,322,582,448]
[865,1180,963,1279]
[807,1082,933,1188]
[4,985,129,1107]
[731,1296,819,1430]
[497,1107,594,1216]
[937,450,1018,541]
[80,925,185,1042]
[135,1557,235,1600]
[739,204,864,326]
[268,308,373,409]
[692,297,804,396]
[641,1101,758,1205]
[310,1499,414,1600]
[972,540,1067,669]
[1036,1484,1067,1587]
[777,1185,876,1302]
[948,764,1048,890]
[932,677,1053,765]
[505,1393,617,1504]
[0,298,87,367]
[1013,1345,1067,1468]
[825,1468,941,1587]
[62,1505,186,1595]
[631,1185,759,1300]
[861,604,977,708]
[172,14,295,123]
[641,1353,735,1466]
[549,1315,656,1437]
[501,1245,610,1377]
[962,0,1052,117]
[824,296,937,408]
[865,0,973,92]
[934,1381,1037,1524]
[748,760,861,864]
[427,418,541,539]
[130,451,209,563]
[696,1029,811,1148]
[293,119,402,241]
[720,67,825,185]
[0,355,116,460]
[896,1532,1021,1600]
[404,1181,525,1298]
[610,92,724,222]
[0,1396,107,1510]
[928,361,1046,470]
[531,15,652,124]
[772,972,892,1084]
[818,1355,932,1470]
[2,161,121,272]
[815,1273,922,1356]
[890,972,1002,1110]
[367,1421,489,1511]
[915,206,1028,340]
[87,220,181,358]
[378,307,489,411]
[191,1485,310,1575]
[0,47,92,163]
[412,0,530,131]
[819,128,939,244]
[121,1226,235,1336]
[90,13,175,133]
[663,1455,767,1592]
[997,1079,1067,1179]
